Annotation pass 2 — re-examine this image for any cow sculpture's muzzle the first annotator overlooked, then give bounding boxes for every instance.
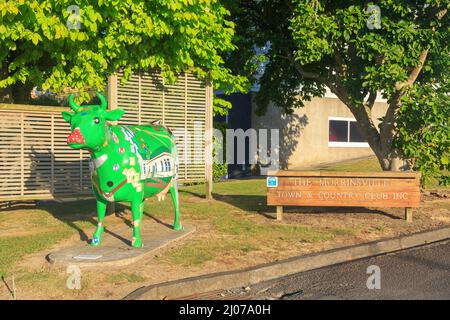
[67,128,86,145]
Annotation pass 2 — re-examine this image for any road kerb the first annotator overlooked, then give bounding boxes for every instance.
[123,226,450,300]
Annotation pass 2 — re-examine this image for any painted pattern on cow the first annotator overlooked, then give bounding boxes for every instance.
[62,92,181,248]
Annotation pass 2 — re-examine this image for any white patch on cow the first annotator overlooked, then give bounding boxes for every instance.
[91,154,108,170]
[121,126,144,166]
[122,167,141,190]
[140,153,175,179]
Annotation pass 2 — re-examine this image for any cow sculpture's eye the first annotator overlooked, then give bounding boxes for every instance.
[94,117,100,124]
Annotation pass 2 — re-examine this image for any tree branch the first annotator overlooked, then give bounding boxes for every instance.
[278,51,331,86]
[382,7,447,156]
[365,90,377,109]
[333,44,347,77]
[395,49,429,91]
[394,7,447,92]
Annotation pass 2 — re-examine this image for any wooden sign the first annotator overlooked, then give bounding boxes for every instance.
[267,171,421,222]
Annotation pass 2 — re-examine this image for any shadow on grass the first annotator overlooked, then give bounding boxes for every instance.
[181,189,401,221]
[37,200,97,244]
[35,198,177,247]
[179,189,204,198]
[281,206,402,220]
[115,202,174,229]
[142,211,174,229]
[33,200,174,247]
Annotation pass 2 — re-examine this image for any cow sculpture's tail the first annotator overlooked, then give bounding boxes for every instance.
[150,119,181,230]
[170,136,181,230]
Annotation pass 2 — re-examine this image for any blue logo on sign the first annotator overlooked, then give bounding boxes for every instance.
[267,176,278,188]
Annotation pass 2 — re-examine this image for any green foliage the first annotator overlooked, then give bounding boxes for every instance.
[226,0,449,113]
[213,162,227,181]
[225,1,449,180]
[0,0,249,107]
[395,85,450,186]
[213,121,227,181]
[213,95,232,116]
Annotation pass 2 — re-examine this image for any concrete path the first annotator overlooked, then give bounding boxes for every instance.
[125,227,450,300]
[47,220,194,267]
[248,240,450,300]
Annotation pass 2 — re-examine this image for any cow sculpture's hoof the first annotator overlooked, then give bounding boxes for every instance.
[173,223,183,231]
[90,236,102,246]
[131,237,143,248]
[90,226,104,246]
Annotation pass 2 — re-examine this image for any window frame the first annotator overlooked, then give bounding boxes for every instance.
[328,116,370,148]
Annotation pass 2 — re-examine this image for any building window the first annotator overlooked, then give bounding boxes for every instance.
[328,117,369,147]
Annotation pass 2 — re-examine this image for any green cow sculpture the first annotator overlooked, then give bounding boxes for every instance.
[62,92,181,248]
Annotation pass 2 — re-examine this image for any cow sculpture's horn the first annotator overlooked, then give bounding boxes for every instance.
[68,94,80,112]
[96,92,107,110]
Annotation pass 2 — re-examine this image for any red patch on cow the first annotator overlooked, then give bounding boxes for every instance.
[67,128,86,144]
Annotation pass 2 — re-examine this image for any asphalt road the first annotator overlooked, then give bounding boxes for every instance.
[251,240,450,300]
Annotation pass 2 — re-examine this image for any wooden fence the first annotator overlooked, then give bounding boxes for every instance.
[0,70,212,202]
[109,71,213,183]
[0,104,91,201]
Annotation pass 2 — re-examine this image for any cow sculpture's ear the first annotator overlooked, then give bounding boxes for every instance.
[105,109,125,121]
[62,111,73,123]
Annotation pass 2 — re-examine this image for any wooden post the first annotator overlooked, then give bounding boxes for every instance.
[20,113,24,197]
[405,207,413,222]
[107,74,118,109]
[12,274,16,300]
[50,113,55,196]
[276,206,283,221]
[107,74,118,215]
[205,78,213,200]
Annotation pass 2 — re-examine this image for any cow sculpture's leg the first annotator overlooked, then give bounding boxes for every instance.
[170,180,182,230]
[131,200,143,248]
[91,198,107,246]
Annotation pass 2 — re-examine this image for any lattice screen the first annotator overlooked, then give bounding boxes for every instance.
[112,70,209,182]
[0,105,91,201]
[0,70,210,201]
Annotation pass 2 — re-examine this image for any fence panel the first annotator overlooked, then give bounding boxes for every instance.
[0,105,91,201]
[113,70,209,182]
[0,70,211,201]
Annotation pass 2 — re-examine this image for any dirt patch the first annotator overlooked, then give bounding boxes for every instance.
[422,189,450,201]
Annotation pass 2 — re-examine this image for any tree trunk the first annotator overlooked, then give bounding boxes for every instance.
[0,64,13,103]
[377,149,409,171]
[344,100,409,172]
[0,87,12,103]
[10,82,33,104]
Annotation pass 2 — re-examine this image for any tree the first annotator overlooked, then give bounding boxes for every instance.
[395,84,449,186]
[225,0,449,174]
[0,0,248,109]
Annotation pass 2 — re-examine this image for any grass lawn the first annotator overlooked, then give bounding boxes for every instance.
[0,178,355,277]
[319,156,448,189]
[145,178,354,267]
[318,156,383,172]
[0,156,448,298]
[0,202,94,277]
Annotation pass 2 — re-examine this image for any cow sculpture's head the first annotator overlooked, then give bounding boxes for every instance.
[62,92,125,150]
